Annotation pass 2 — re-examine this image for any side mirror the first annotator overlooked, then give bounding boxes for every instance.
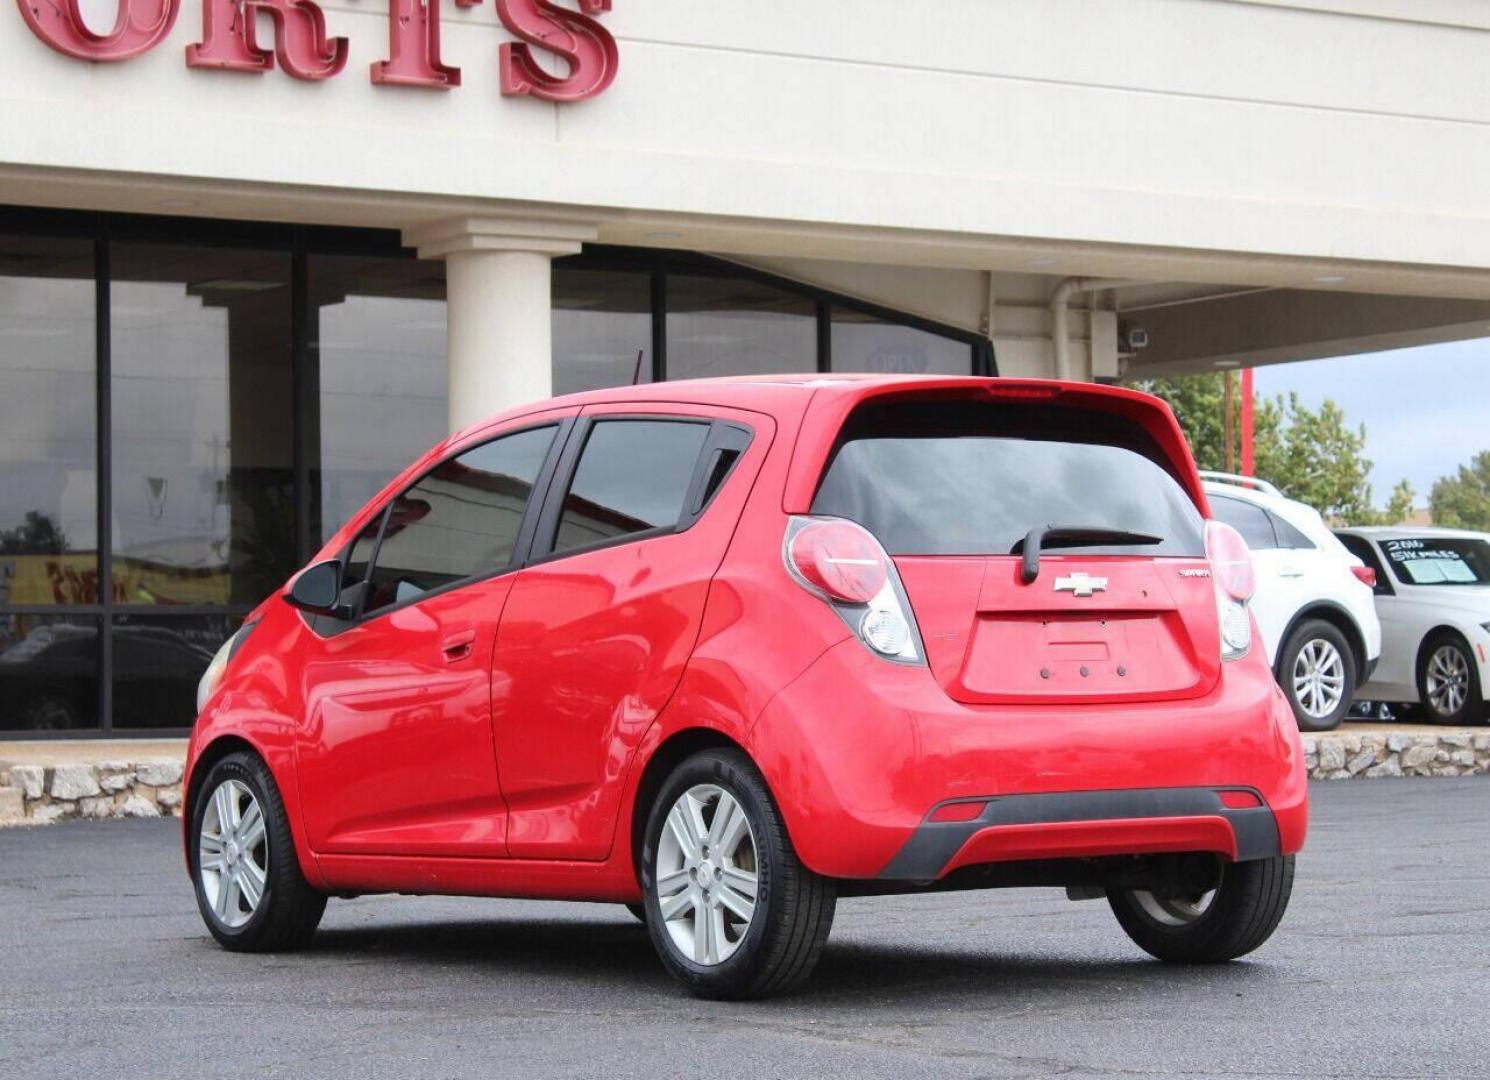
[287,560,345,615]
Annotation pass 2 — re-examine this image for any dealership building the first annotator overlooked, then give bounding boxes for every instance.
[3,0,1489,735]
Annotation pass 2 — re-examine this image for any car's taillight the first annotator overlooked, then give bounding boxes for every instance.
[1205,520,1254,662]
[1351,564,1377,588]
[784,516,923,664]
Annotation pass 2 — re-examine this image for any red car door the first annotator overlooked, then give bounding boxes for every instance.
[295,420,567,858]
[492,404,770,860]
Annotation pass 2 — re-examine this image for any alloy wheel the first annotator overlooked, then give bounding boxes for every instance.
[198,779,268,929]
[654,784,759,966]
[1132,888,1217,927]
[1426,645,1470,716]
[1292,638,1346,720]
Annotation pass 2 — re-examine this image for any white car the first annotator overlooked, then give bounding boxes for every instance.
[1333,526,1490,725]
[1202,473,1382,731]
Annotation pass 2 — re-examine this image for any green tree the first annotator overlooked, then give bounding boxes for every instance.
[1132,375,1408,524]
[1430,451,1490,530]
[0,510,69,554]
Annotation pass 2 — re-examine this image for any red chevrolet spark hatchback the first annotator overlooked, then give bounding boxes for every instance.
[185,375,1306,999]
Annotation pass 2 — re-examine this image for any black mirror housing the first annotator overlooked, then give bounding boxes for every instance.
[287,560,345,615]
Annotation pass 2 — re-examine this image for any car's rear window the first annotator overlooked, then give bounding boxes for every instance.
[1382,537,1490,586]
[810,399,1206,557]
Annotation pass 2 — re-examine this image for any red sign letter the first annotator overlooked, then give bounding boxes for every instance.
[16,0,178,61]
[372,0,481,89]
[495,0,616,103]
[186,0,348,80]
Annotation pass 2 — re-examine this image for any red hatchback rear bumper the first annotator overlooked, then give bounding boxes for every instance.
[749,639,1308,882]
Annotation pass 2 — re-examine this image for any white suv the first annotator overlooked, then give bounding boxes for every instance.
[1202,473,1382,731]
[1333,527,1490,725]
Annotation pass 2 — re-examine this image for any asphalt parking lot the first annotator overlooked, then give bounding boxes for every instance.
[3,780,1487,1080]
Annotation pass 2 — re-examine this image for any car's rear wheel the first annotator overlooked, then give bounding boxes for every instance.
[1417,632,1484,724]
[639,748,836,1000]
[191,751,326,952]
[1279,619,1355,731]
[1108,855,1294,963]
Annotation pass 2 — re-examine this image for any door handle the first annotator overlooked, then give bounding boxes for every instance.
[1279,566,1305,578]
[442,630,477,663]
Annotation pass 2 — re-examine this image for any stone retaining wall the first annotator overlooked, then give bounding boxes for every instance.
[0,760,184,824]
[1303,732,1490,779]
[1,733,1487,824]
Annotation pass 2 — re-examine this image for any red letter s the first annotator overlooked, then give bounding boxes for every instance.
[495,0,616,103]
[17,0,179,61]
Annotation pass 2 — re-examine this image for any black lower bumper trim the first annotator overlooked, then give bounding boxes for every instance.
[878,787,1281,882]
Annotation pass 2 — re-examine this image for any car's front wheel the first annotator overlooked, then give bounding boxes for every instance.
[639,749,836,999]
[1108,855,1294,963]
[1279,619,1355,732]
[1417,632,1484,725]
[190,751,327,952]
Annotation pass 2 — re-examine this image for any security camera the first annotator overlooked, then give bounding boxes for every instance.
[1120,324,1149,351]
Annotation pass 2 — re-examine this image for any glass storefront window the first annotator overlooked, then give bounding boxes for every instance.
[666,275,817,380]
[110,244,296,607]
[110,613,239,729]
[831,307,974,375]
[310,254,449,543]
[0,235,97,607]
[553,268,652,395]
[0,613,100,731]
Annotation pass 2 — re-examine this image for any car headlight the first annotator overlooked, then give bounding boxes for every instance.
[196,621,258,715]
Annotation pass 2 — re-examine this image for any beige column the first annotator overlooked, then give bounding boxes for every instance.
[404,216,598,433]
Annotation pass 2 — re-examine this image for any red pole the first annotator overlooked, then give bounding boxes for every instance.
[1240,367,1255,477]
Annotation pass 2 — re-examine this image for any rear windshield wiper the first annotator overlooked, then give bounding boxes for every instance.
[1013,525,1163,584]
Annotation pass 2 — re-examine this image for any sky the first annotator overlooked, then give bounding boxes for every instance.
[1252,337,1490,508]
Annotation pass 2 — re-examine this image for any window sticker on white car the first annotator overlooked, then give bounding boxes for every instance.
[1383,538,1490,586]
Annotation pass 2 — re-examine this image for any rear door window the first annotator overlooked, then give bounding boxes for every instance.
[1210,495,1279,550]
[551,420,711,554]
[811,400,1205,556]
[1268,512,1316,550]
[361,425,557,616]
[1337,533,1393,595]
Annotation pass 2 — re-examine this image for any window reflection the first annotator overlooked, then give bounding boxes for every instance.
[310,254,448,544]
[0,235,97,606]
[110,244,296,607]
[831,307,973,375]
[0,613,99,731]
[110,613,238,729]
[667,275,816,379]
[553,268,652,395]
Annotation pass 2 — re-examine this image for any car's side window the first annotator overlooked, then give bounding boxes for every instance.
[551,420,711,555]
[359,425,558,618]
[1268,513,1316,550]
[1210,495,1278,550]
[1337,533,1394,596]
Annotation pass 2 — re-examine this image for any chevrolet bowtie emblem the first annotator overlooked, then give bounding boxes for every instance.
[1053,573,1108,597]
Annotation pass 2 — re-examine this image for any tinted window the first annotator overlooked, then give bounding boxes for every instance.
[811,401,1205,557]
[1381,537,1490,587]
[1269,512,1316,550]
[1210,496,1278,550]
[1336,533,1393,595]
[553,421,710,553]
[363,426,556,616]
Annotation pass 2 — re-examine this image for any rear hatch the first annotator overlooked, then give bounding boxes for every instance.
[809,391,1220,704]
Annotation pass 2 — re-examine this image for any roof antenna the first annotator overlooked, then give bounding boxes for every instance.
[631,348,646,386]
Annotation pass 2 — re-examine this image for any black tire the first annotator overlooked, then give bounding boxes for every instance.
[1416,632,1484,725]
[639,748,836,1000]
[1109,855,1294,963]
[1277,619,1356,732]
[189,751,326,952]
[624,903,647,923]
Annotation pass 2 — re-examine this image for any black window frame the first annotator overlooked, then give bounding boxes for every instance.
[527,414,754,566]
[311,418,572,633]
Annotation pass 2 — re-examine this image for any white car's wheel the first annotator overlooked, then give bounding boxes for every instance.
[1278,620,1355,732]
[1417,633,1483,725]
